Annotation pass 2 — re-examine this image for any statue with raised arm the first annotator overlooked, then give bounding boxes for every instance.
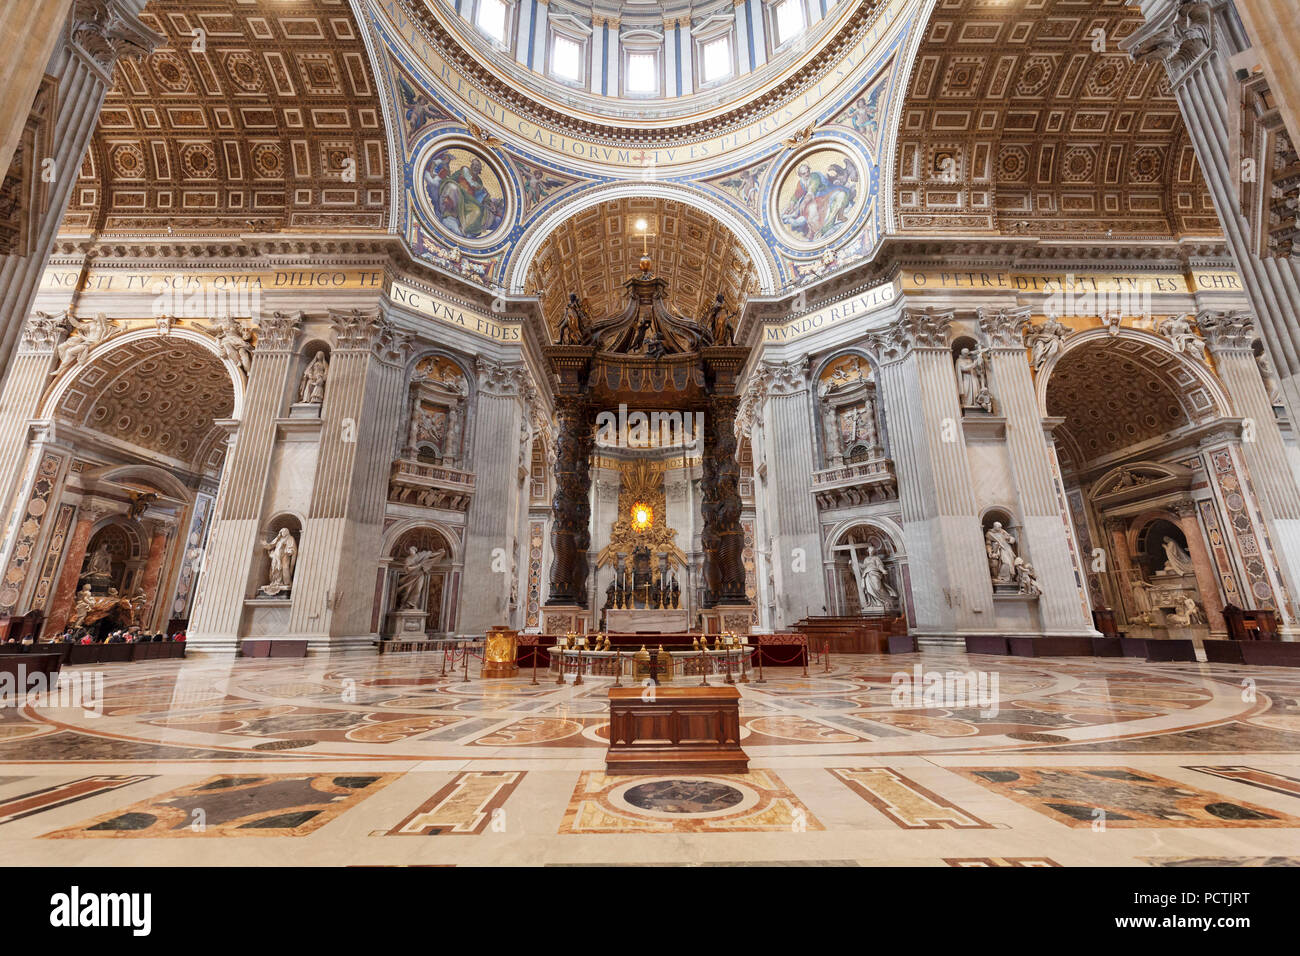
[394,545,446,610]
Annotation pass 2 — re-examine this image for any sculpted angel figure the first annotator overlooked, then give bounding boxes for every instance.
[1025,317,1069,372]
[52,313,117,375]
[1157,313,1207,360]
[201,315,253,375]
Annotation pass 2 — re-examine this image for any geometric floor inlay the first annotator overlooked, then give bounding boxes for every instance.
[1185,766,1300,800]
[380,771,525,836]
[42,773,399,838]
[830,768,994,829]
[0,775,153,825]
[560,771,824,833]
[956,767,1300,828]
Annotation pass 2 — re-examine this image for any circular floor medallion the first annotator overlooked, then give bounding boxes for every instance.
[622,779,745,814]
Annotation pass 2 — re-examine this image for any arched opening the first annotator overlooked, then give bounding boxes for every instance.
[827,522,901,617]
[1044,334,1238,639]
[386,526,454,637]
[39,335,237,637]
[521,195,761,344]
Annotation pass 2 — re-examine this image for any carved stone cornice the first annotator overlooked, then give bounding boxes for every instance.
[20,311,67,354]
[1195,309,1256,354]
[254,311,302,352]
[1123,0,1214,86]
[476,357,531,397]
[977,306,1033,349]
[69,0,160,75]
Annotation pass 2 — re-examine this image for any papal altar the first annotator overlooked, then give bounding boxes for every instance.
[604,608,691,633]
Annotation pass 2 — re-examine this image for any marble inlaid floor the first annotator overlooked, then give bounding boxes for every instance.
[2,651,1299,865]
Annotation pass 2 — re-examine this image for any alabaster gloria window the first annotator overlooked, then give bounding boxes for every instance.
[700,35,734,85]
[551,33,583,83]
[773,0,806,47]
[475,0,509,44]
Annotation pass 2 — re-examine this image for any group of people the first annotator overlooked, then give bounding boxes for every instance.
[49,628,185,645]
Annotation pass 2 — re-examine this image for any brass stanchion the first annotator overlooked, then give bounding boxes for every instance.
[613,650,622,687]
[574,648,584,685]
[461,641,470,682]
[801,639,809,678]
[739,645,750,684]
[699,648,708,686]
[755,643,766,684]
[440,644,448,677]
[555,647,565,684]
[824,637,832,674]
[530,641,538,685]
[724,645,734,684]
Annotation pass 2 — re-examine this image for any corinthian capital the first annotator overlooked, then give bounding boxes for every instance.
[758,359,808,397]
[1195,310,1256,353]
[875,308,953,361]
[1123,0,1213,83]
[20,311,67,354]
[330,309,411,364]
[977,306,1032,348]
[254,311,302,352]
[476,357,530,397]
[70,0,160,73]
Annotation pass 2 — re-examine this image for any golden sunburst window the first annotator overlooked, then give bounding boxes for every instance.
[631,502,653,531]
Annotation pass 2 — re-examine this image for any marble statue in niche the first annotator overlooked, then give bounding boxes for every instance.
[1158,536,1196,576]
[298,351,330,404]
[985,522,1018,585]
[52,313,117,375]
[855,544,897,609]
[955,345,993,412]
[258,528,297,597]
[80,543,114,588]
[394,545,446,610]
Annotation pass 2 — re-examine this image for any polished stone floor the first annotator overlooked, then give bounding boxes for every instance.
[2,651,1299,865]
